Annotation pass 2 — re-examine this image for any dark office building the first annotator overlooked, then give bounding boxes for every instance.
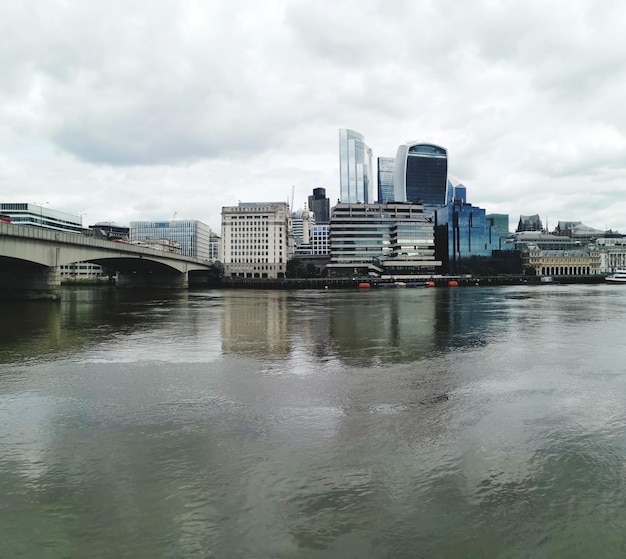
[308,187,330,224]
[394,142,448,211]
[435,199,508,274]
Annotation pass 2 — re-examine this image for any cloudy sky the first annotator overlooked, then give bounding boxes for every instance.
[2,0,626,233]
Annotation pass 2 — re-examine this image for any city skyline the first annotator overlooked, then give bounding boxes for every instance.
[2,1,626,233]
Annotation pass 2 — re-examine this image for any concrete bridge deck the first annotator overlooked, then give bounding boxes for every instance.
[0,223,215,299]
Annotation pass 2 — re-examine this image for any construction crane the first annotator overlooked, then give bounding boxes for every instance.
[172,211,178,221]
[290,185,295,213]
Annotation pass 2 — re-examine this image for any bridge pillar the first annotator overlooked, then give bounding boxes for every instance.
[0,266,61,301]
[116,271,189,289]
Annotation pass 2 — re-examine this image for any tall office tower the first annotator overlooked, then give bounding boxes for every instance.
[339,129,373,203]
[308,187,330,224]
[377,157,395,203]
[130,220,213,259]
[221,201,293,279]
[393,142,448,211]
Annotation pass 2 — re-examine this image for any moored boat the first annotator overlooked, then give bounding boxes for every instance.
[605,269,626,283]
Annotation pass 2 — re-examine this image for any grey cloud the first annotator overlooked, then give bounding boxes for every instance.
[2,0,626,231]
[2,0,304,164]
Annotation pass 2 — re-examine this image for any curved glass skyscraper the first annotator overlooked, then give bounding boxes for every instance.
[339,129,373,204]
[393,142,448,211]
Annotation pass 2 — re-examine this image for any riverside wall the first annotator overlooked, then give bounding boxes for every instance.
[218,274,607,290]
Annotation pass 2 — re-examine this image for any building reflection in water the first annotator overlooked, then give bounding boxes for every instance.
[221,290,291,358]
[217,288,522,367]
[327,291,437,365]
[220,289,441,367]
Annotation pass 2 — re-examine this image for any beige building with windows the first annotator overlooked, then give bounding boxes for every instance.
[521,246,600,276]
[221,202,293,279]
[594,237,626,273]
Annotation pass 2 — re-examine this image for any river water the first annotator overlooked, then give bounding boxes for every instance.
[1,285,626,558]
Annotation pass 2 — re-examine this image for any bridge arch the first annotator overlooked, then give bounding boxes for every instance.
[0,223,214,299]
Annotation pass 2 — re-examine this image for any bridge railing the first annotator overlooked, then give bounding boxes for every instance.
[0,222,212,266]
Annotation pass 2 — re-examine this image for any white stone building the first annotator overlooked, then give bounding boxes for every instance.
[221,202,293,279]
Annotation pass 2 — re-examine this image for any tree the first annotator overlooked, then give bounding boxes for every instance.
[286,258,306,278]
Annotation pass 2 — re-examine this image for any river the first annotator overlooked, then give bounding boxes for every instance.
[1,285,625,558]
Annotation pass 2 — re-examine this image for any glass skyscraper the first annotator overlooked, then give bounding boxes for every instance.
[377,157,395,203]
[434,200,504,274]
[339,129,373,204]
[393,142,448,211]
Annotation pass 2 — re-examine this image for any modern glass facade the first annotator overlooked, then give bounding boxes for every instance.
[486,214,509,238]
[393,142,448,211]
[339,129,373,204]
[308,187,330,224]
[377,157,395,203]
[451,184,466,203]
[329,202,438,276]
[129,220,213,260]
[0,202,83,233]
[435,200,504,274]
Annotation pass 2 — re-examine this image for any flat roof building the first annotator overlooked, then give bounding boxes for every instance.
[0,202,83,233]
[329,202,439,276]
[221,202,293,279]
[130,220,213,260]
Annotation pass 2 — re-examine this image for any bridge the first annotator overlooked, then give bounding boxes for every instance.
[0,222,216,299]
